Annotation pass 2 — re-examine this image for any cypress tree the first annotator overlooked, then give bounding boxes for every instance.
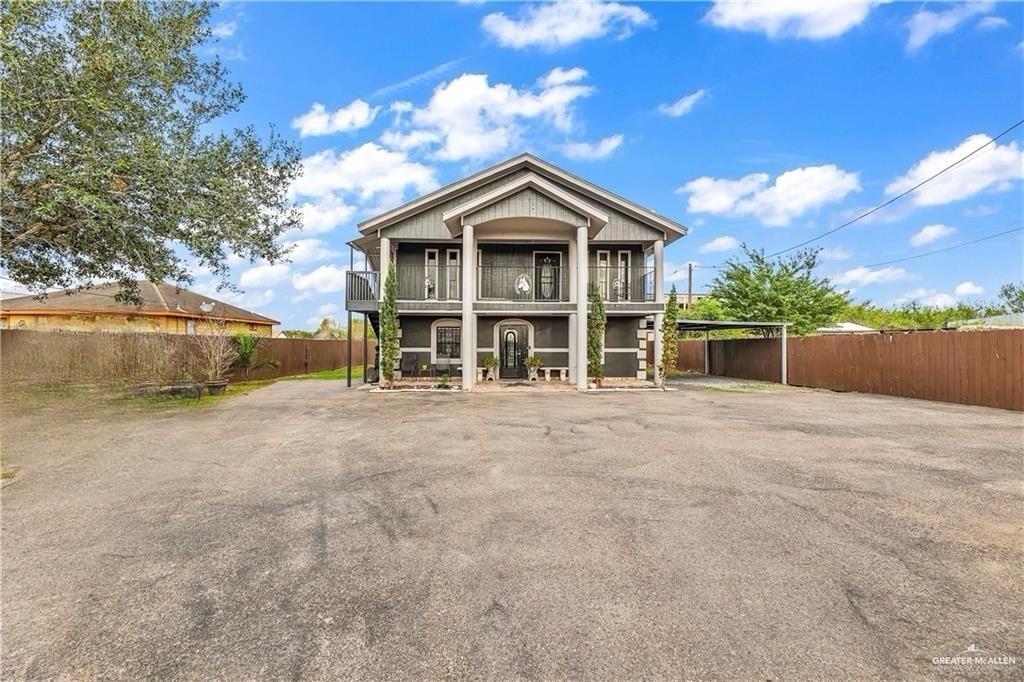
[659,286,680,387]
[587,285,606,385]
[379,262,399,387]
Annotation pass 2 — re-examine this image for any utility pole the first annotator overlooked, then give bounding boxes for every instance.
[347,246,353,388]
[687,263,693,309]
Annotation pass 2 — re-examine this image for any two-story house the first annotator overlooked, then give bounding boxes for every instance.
[345,154,686,390]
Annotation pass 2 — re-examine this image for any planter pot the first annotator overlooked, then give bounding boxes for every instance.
[527,367,539,382]
[205,379,229,396]
[485,368,496,381]
[169,383,203,398]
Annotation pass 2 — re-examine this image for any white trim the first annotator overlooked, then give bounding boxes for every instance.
[399,346,432,353]
[357,153,686,238]
[424,248,439,300]
[533,347,569,352]
[446,248,461,300]
[604,347,641,353]
[430,317,463,365]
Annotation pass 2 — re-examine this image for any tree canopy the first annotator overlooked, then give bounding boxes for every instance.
[1000,282,1024,314]
[1,0,301,303]
[709,245,848,336]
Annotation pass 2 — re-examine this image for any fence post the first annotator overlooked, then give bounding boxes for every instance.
[704,330,710,375]
[781,325,788,385]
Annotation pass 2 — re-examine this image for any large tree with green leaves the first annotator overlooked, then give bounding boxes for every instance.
[1000,282,1024,314]
[710,245,848,337]
[1,0,301,303]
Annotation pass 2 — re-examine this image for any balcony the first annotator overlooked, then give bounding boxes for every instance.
[478,265,568,302]
[346,271,379,312]
[396,265,462,301]
[589,266,655,303]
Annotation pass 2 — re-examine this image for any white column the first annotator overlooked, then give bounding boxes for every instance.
[576,225,589,391]
[378,236,391,301]
[461,224,475,391]
[568,312,577,383]
[653,313,663,386]
[781,324,788,385]
[568,238,577,303]
[653,238,665,303]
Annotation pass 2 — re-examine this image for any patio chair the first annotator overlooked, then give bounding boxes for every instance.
[401,353,418,379]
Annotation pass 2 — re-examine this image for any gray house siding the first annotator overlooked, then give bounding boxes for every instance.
[379,167,668,242]
[465,187,586,226]
[603,316,644,378]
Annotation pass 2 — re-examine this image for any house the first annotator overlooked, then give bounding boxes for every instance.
[345,153,687,390]
[0,280,278,336]
[818,322,876,334]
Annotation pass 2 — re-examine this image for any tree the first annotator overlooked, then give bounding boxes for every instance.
[689,296,725,321]
[1000,282,1024,314]
[710,245,848,337]
[189,318,236,384]
[658,286,680,386]
[1,1,301,303]
[587,284,606,384]
[232,332,278,380]
[379,263,399,386]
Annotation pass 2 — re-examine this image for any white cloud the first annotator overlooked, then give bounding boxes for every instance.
[906,2,994,52]
[699,236,740,253]
[286,239,342,264]
[388,69,596,162]
[370,59,463,99]
[540,66,589,88]
[679,165,861,226]
[832,266,911,286]
[977,15,1009,30]
[211,20,238,38]
[910,223,957,247]
[291,143,439,208]
[295,194,357,235]
[954,281,984,296]
[704,1,878,40]
[663,261,701,283]
[658,89,707,118]
[316,303,339,316]
[292,265,349,294]
[191,281,275,311]
[922,292,958,307]
[561,134,623,161]
[292,100,381,137]
[819,246,853,261]
[239,263,291,287]
[886,134,1024,207]
[482,0,653,50]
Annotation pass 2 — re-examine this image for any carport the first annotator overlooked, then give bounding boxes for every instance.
[675,319,790,385]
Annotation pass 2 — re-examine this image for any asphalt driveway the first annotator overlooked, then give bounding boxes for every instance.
[2,381,1021,679]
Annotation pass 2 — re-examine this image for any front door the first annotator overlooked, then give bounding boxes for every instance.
[499,324,527,379]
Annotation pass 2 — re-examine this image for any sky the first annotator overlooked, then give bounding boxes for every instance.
[163,1,1024,327]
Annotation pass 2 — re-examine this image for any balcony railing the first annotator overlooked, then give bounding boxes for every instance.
[346,271,379,306]
[477,265,568,302]
[396,265,462,301]
[589,266,655,302]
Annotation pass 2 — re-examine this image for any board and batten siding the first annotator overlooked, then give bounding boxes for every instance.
[379,168,668,242]
[464,187,586,227]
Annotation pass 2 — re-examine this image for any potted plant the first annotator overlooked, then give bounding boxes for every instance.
[524,355,542,381]
[482,355,499,381]
[436,372,450,389]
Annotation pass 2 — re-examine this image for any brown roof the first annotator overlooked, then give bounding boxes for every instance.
[0,281,279,325]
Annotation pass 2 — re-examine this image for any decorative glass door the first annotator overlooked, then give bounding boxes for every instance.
[534,252,559,301]
[424,249,438,300]
[499,325,527,379]
[615,251,631,302]
[445,249,460,300]
[596,250,610,300]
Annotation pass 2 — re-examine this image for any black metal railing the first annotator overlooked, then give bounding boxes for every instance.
[346,271,379,304]
[477,265,568,302]
[396,265,462,301]
[589,266,655,302]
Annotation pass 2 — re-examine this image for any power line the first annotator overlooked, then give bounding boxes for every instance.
[764,118,1024,258]
[855,224,1023,269]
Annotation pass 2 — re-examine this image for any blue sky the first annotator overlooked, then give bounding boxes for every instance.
[198,1,1022,329]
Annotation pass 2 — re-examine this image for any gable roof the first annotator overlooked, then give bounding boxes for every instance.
[440,172,610,236]
[0,281,279,325]
[357,153,687,241]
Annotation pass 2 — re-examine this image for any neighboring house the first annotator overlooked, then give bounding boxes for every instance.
[345,153,687,390]
[818,322,876,334]
[948,313,1024,329]
[0,280,278,336]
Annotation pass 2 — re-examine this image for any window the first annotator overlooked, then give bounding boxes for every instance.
[435,326,461,359]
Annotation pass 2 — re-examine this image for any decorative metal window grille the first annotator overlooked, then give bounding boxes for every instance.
[435,326,461,359]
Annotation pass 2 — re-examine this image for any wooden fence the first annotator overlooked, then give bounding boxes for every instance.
[666,329,1022,411]
[0,329,376,387]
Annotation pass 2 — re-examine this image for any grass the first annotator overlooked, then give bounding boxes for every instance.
[129,366,366,410]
